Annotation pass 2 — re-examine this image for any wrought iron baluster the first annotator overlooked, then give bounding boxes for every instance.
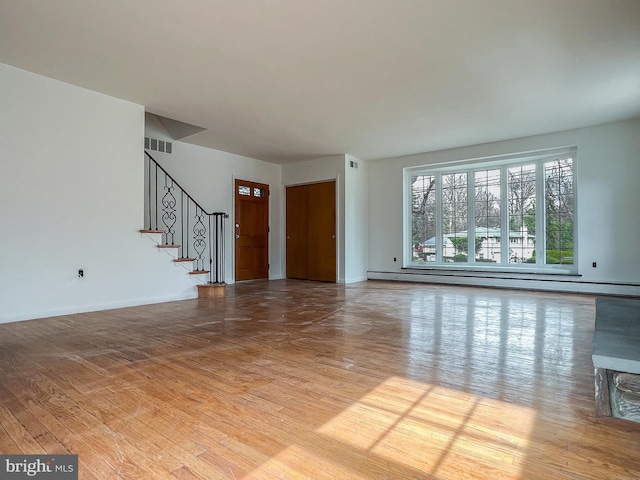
[218,213,222,283]
[193,206,207,272]
[221,213,228,283]
[154,163,159,231]
[147,156,152,230]
[208,213,212,278]
[180,190,185,258]
[161,176,177,245]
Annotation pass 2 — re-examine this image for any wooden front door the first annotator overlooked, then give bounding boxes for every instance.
[286,180,336,282]
[235,179,269,281]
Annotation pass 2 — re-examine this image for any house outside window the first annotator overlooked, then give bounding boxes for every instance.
[406,148,576,273]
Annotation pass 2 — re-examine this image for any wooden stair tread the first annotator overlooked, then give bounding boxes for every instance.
[174,257,196,263]
[189,270,210,275]
[157,244,180,249]
[140,229,164,234]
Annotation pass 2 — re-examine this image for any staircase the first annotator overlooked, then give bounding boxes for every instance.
[143,151,228,296]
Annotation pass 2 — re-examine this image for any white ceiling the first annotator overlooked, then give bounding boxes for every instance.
[1,0,639,164]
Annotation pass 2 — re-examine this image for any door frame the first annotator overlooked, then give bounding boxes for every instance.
[284,177,339,283]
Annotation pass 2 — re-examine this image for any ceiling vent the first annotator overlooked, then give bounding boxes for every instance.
[145,137,172,154]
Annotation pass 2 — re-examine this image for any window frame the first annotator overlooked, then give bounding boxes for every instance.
[404,148,578,274]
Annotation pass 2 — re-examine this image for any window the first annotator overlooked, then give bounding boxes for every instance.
[508,164,536,264]
[474,169,501,263]
[442,173,468,261]
[411,175,436,263]
[239,185,266,198]
[406,149,576,272]
[544,158,574,265]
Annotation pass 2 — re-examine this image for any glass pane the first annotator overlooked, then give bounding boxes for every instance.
[411,175,436,263]
[442,173,468,262]
[238,185,250,196]
[474,169,501,263]
[545,158,573,265]
[254,187,263,197]
[508,164,536,264]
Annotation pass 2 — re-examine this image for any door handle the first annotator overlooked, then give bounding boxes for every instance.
[235,234,240,239]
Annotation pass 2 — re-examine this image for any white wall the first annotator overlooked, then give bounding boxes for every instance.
[145,114,283,281]
[368,118,640,295]
[0,63,201,323]
[345,155,368,283]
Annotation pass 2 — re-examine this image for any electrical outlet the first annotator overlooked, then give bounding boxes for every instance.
[592,262,597,268]
[78,269,84,278]
[394,257,397,262]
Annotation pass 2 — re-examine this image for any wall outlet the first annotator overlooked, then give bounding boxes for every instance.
[592,262,597,268]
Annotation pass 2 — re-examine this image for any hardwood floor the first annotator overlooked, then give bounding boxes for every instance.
[1,280,640,479]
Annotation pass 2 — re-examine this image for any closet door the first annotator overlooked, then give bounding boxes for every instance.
[307,181,336,282]
[285,181,336,282]
[286,185,309,279]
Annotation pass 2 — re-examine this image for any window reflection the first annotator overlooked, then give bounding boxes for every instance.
[407,290,574,404]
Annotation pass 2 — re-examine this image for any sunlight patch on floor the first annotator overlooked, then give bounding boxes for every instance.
[241,444,365,480]
[315,376,536,479]
[243,376,537,479]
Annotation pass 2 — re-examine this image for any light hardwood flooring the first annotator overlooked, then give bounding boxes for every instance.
[1,280,640,479]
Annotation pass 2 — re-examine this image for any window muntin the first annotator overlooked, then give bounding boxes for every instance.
[406,150,576,272]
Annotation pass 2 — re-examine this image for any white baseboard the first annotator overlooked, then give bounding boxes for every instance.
[0,291,198,325]
[367,270,640,296]
[345,276,368,284]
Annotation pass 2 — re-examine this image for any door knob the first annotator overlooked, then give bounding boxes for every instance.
[235,234,240,239]
[235,223,240,228]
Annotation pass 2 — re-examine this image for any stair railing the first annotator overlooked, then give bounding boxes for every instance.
[145,151,228,284]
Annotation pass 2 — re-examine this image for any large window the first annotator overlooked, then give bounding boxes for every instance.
[406,149,576,272]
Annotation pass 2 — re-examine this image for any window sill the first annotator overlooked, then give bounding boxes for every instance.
[402,265,580,279]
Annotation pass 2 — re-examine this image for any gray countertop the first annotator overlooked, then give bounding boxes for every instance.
[593,297,640,372]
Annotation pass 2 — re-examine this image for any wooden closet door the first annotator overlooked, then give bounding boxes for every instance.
[307,181,336,282]
[285,181,336,282]
[286,185,309,279]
